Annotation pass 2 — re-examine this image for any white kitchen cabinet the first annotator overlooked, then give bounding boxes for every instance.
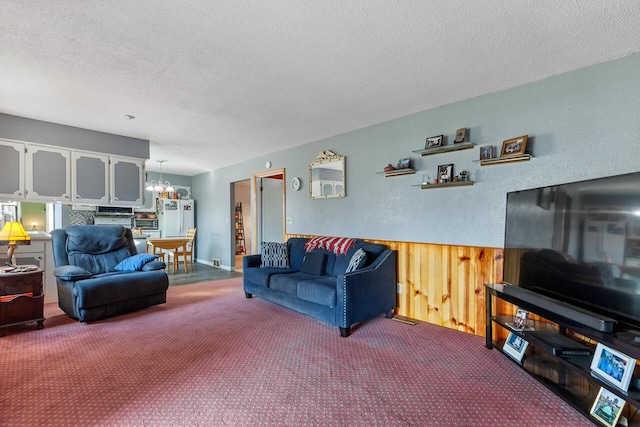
[72,151,109,204]
[26,144,71,202]
[0,139,26,199]
[110,156,144,206]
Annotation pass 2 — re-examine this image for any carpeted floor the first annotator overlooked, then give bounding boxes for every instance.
[1,278,591,426]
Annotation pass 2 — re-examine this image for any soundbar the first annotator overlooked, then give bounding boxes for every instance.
[501,283,617,333]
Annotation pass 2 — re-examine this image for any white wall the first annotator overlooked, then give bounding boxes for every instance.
[193,53,640,268]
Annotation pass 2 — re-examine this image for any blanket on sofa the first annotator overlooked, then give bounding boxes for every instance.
[304,236,356,255]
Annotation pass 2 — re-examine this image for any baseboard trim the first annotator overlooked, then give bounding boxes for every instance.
[195,258,233,271]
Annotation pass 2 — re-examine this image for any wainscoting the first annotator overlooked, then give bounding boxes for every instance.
[286,234,504,338]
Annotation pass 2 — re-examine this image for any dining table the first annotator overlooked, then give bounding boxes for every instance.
[146,237,191,273]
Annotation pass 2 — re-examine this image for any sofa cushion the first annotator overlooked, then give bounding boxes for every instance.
[269,272,319,295]
[297,277,337,307]
[54,265,92,281]
[260,242,290,268]
[301,252,327,276]
[345,248,367,273]
[73,270,169,309]
[287,238,309,271]
[244,267,297,287]
[114,254,159,272]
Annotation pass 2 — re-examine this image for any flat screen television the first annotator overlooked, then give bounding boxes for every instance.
[503,172,640,332]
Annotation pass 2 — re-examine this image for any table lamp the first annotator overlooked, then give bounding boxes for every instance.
[0,221,31,266]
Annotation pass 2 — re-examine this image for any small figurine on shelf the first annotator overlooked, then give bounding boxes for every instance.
[383,164,396,172]
[459,170,468,182]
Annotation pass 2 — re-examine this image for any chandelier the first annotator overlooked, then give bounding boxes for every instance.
[145,160,174,193]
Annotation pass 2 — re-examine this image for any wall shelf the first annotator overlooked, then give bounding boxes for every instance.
[376,169,416,177]
[416,181,473,190]
[412,142,475,157]
[476,154,532,166]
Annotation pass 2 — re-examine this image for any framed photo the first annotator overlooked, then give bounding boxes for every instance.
[437,164,453,183]
[454,127,466,143]
[479,145,493,160]
[397,158,411,169]
[590,387,624,427]
[590,343,637,392]
[426,135,443,149]
[502,332,528,362]
[500,135,528,157]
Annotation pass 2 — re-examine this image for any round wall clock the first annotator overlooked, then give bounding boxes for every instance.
[290,177,301,191]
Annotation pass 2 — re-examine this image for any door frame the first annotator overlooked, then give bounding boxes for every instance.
[252,168,286,253]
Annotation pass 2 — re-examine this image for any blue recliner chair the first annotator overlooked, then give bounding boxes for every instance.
[50,225,169,322]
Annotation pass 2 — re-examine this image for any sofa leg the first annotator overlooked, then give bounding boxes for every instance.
[244,292,253,299]
[385,309,394,319]
[339,326,351,337]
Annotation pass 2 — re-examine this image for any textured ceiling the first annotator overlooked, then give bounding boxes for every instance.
[1,1,639,175]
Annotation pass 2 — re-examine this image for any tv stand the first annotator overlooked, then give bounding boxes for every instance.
[486,283,640,425]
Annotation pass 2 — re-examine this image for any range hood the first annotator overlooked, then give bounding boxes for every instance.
[95,206,134,217]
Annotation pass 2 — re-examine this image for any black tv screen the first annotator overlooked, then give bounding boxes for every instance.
[503,172,640,331]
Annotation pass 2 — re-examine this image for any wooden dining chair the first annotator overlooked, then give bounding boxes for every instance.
[167,228,197,272]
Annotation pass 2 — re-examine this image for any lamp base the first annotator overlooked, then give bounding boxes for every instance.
[7,243,16,267]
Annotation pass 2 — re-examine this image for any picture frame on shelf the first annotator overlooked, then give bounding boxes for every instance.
[500,135,528,157]
[397,158,411,169]
[454,127,466,143]
[426,135,444,148]
[590,387,624,427]
[437,164,453,183]
[590,343,637,392]
[502,332,528,362]
[505,308,532,331]
[479,145,494,160]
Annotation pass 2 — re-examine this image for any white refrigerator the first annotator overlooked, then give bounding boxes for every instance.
[159,199,194,237]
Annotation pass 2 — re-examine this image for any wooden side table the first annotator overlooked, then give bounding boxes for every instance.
[0,267,45,337]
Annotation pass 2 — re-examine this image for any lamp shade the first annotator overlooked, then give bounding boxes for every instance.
[0,221,31,245]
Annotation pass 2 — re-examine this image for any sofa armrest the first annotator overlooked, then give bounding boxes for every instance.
[243,254,262,269]
[54,265,92,281]
[336,249,397,328]
[142,260,167,271]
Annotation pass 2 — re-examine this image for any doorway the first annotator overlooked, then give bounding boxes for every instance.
[253,169,285,254]
[232,179,252,270]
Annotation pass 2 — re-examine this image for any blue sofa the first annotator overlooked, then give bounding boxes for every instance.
[243,237,397,337]
[51,225,169,322]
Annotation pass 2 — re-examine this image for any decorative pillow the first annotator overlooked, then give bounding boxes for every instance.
[345,248,367,273]
[114,254,159,272]
[301,252,327,276]
[53,265,92,281]
[260,242,290,268]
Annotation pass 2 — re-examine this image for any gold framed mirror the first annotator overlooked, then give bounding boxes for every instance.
[308,150,345,199]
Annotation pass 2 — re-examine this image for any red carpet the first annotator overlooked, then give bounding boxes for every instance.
[1,278,590,426]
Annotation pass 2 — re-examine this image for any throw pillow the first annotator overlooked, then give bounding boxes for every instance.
[301,252,327,276]
[260,242,290,268]
[114,254,159,272]
[345,248,367,273]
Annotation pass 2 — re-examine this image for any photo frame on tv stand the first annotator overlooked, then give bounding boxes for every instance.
[590,343,637,392]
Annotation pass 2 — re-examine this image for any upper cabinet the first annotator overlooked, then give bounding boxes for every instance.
[72,151,109,204]
[26,145,71,201]
[0,138,145,206]
[110,156,144,206]
[0,140,25,198]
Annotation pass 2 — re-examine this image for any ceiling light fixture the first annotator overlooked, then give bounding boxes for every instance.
[145,160,174,194]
